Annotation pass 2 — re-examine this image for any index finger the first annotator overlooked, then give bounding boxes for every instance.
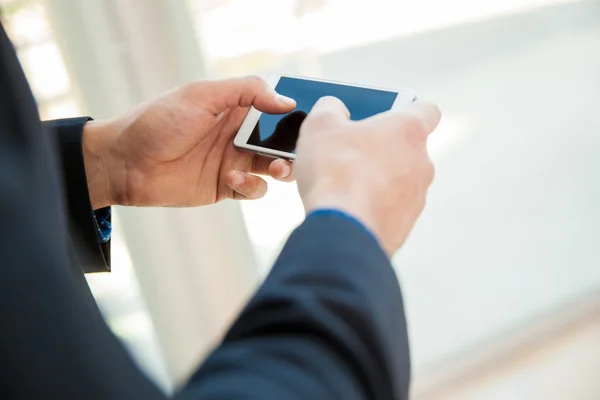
[360,100,441,140]
[302,96,351,132]
[187,76,297,115]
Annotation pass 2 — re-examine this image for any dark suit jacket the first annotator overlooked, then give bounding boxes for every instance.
[0,23,411,399]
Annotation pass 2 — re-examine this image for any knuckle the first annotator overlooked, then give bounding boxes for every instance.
[402,154,434,186]
[319,95,339,104]
[239,76,269,107]
[310,108,338,124]
[417,196,427,213]
[422,158,435,183]
[245,75,266,89]
[401,115,429,141]
[430,102,442,120]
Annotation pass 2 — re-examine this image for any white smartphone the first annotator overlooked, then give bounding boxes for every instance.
[233,74,417,161]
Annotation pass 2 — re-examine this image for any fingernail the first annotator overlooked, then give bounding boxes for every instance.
[277,94,295,105]
[233,172,245,186]
[281,164,292,178]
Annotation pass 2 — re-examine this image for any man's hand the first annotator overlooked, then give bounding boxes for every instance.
[294,96,441,257]
[82,76,297,209]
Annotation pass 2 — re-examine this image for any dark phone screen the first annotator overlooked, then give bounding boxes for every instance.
[246,77,399,154]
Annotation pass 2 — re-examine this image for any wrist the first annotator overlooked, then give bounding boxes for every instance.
[307,208,382,245]
[303,194,392,255]
[82,120,118,210]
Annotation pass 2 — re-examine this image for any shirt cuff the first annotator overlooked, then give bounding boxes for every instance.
[93,207,112,243]
[46,117,110,272]
[306,209,380,246]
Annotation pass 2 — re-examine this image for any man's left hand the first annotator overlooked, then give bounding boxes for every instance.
[82,76,296,209]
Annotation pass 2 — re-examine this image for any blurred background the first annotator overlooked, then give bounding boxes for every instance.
[2,0,599,398]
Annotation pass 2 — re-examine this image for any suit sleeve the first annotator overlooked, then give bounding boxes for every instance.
[0,151,166,400]
[178,215,411,400]
[3,110,411,399]
[0,22,164,396]
[2,20,410,398]
[42,118,110,273]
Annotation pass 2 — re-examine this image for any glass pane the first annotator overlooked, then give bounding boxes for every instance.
[2,2,49,46]
[190,0,600,378]
[41,98,80,120]
[18,41,71,100]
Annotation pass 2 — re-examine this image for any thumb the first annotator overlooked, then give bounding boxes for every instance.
[302,96,351,132]
[187,76,296,115]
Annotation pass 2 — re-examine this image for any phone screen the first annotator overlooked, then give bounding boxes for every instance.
[247,77,399,154]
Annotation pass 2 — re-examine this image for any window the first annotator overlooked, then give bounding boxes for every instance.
[188,0,600,382]
[1,1,79,119]
[5,0,598,394]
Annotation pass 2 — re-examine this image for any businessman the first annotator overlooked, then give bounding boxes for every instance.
[0,21,440,400]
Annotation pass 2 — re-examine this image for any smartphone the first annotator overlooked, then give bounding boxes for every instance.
[233,74,416,161]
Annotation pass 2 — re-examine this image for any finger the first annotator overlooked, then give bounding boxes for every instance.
[251,155,274,176]
[311,96,351,119]
[403,100,442,132]
[227,170,268,200]
[268,159,295,182]
[251,157,294,181]
[302,96,351,132]
[191,76,296,115]
[359,100,441,143]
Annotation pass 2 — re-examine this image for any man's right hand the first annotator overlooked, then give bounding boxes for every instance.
[295,96,441,257]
